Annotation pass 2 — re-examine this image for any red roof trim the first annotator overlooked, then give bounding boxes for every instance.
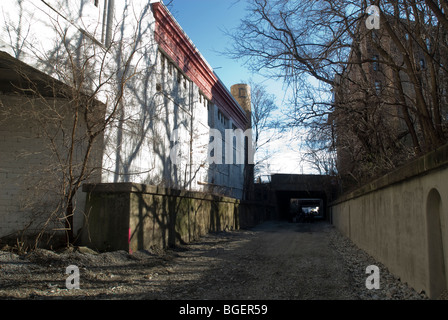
[151,2,248,129]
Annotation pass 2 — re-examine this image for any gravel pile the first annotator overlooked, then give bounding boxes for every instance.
[329,228,428,300]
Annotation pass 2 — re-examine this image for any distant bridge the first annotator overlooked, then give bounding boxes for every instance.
[269,174,337,221]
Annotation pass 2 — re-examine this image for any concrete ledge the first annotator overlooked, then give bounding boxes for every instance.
[82,183,241,204]
[332,143,448,205]
[81,183,274,253]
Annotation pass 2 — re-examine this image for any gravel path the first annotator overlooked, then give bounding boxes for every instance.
[0,220,427,300]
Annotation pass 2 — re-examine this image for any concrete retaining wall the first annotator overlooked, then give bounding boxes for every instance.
[80,183,275,253]
[330,144,448,299]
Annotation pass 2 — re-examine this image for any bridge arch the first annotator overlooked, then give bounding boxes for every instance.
[426,188,447,298]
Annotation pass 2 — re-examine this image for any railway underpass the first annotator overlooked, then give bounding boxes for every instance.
[269,174,337,222]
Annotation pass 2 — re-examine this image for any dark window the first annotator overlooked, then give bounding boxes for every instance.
[419,59,426,70]
[372,55,379,71]
[375,81,382,95]
[161,54,165,71]
[426,38,431,51]
[208,102,213,127]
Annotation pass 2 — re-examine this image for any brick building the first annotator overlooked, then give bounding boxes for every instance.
[333,15,448,186]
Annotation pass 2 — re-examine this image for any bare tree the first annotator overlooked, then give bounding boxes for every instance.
[248,80,282,178]
[0,1,159,247]
[227,0,448,188]
[1,1,227,248]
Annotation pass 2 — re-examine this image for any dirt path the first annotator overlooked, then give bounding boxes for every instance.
[168,221,357,300]
[0,220,424,300]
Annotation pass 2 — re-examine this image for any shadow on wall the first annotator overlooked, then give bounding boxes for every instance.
[79,183,274,253]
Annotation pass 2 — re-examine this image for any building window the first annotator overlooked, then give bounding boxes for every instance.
[222,137,226,164]
[210,136,215,158]
[217,110,228,127]
[374,81,382,95]
[218,110,228,126]
[208,102,214,127]
[239,88,246,98]
[372,55,379,71]
[419,58,426,70]
[160,53,166,71]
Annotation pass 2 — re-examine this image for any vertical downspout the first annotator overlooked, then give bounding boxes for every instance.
[189,80,194,190]
[101,0,108,44]
[105,0,115,47]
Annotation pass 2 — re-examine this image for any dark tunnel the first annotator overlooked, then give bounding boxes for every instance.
[276,190,327,222]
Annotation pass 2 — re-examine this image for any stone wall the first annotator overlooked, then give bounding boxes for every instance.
[330,143,448,299]
[80,183,275,253]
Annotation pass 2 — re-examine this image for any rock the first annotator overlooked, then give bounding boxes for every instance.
[76,246,98,255]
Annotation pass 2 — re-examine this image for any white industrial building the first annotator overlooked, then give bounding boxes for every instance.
[0,0,252,241]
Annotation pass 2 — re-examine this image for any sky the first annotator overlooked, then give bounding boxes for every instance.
[168,0,249,88]
[168,0,313,177]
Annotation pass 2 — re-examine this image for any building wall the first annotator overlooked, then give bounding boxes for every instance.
[0,95,103,238]
[103,46,247,199]
[151,2,249,198]
[333,19,448,186]
[0,96,49,237]
[331,143,448,299]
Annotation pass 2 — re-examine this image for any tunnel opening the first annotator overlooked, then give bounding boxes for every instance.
[276,190,327,222]
[290,198,323,223]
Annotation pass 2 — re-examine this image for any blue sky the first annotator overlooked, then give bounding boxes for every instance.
[168,0,290,100]
[168,0,311,176]
[168,0,252,89]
